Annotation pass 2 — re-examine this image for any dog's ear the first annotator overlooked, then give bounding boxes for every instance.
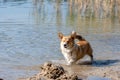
[58,32,64,40]
[71,31,76,39]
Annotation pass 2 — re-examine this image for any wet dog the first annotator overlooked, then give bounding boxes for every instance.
[58,31,93,65]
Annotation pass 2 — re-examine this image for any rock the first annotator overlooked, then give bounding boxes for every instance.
[40,62,65,79]
[26,62,78,80]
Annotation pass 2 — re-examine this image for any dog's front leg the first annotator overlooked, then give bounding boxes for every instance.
[67,59,76,65]
[64,57,73,65]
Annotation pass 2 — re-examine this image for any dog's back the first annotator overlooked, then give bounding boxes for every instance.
[75,35,85,41]
[75,35,93,62]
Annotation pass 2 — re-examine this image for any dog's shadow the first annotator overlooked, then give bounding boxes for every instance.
[78,59,120,67]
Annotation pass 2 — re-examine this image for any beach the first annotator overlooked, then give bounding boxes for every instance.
[18,60,120,80]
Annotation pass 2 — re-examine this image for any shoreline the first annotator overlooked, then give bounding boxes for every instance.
[18,60,120,80]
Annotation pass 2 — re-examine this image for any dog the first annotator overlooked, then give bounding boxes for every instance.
[58,31,93,65]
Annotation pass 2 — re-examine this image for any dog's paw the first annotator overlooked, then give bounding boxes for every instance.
[66,63,72,66]
[66,61,73,66]
[67,61,76,66]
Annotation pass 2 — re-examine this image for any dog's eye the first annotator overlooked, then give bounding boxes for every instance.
[69,38,73,41]
[71,37,74,40]
[67,40,69,43]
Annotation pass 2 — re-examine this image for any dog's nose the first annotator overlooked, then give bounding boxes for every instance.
[64,44,67,48]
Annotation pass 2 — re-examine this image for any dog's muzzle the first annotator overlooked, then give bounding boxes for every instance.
[64,44,67,48]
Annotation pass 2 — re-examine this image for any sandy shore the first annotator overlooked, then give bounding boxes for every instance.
[64,65,120,80]
[18,60,120,80]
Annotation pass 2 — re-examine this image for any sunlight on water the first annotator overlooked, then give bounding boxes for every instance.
[0,0,120,80]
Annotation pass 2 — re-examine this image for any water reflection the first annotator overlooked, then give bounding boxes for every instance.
[32,0,120,34]
[0,0,27,6]
[0,0,27,3]
[69,0,120,18]
[32,0,64,26]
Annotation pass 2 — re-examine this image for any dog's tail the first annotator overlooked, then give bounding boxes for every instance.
[75,35,85,41]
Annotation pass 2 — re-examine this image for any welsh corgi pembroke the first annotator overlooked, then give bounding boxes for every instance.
[58,31,93,65]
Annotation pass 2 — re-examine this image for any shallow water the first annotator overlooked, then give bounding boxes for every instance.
[0,0,120,80]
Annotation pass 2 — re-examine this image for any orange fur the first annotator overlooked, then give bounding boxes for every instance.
[58,31,93,65]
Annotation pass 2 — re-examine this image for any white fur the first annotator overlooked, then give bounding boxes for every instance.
[60,42,78,65]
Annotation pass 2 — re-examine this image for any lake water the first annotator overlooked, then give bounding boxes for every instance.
[0,0,120,80]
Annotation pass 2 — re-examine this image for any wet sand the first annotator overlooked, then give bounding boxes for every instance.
[18,59,120,80]
[63,64,120,80]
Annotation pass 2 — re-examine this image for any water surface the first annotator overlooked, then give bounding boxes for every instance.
[0,0,120,80]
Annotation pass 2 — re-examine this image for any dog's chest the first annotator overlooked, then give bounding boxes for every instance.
[61,47,76,59]
[61,45,71,54]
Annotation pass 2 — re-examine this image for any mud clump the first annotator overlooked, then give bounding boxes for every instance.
[40,62,64,79]
[27,62,78,80]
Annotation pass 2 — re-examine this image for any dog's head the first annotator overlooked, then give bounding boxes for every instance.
[58,31,76,49]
